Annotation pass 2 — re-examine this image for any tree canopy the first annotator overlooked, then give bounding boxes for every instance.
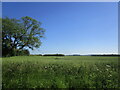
[2,16,45,56]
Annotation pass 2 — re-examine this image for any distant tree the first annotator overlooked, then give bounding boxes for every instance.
[2,16,45,56]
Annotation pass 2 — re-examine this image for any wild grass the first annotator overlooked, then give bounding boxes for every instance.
[2,56,119,89]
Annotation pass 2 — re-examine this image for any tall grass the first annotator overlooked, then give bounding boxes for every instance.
[2,56,119,88]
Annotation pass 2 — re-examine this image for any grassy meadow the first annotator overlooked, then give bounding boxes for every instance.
[2,56,119,89]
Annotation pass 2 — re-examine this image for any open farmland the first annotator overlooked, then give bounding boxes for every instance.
[2,56,119,89]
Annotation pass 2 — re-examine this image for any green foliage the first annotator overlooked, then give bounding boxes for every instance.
[2,16,45,57]
[2,56,119,89]
[30,54,42,56]
[16,49,30,56]
[2,49,30,57]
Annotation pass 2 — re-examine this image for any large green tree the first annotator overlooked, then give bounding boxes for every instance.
[2,16,45,56]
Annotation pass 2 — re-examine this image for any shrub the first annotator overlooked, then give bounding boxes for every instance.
[2,49,30,57]
[16,49,30,56]
[38,54,42,56]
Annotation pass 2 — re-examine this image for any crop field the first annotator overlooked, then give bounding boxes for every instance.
[2,56,119,89]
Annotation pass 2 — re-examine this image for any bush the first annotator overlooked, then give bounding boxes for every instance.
[38,54,42,56]
[30,54,42,56]
[16,49,30,56]
[2,48,30,57]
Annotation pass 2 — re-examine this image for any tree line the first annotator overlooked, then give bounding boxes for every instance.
[30,54,65,56]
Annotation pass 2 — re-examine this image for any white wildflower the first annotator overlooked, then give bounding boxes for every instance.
[109,74,112,77]
[106,68,109,71]
[106,64,111,68]
[100,71,102,73]
[44,66,47,69]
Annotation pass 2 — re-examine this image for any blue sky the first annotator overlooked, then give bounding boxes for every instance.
[2,2,118,55]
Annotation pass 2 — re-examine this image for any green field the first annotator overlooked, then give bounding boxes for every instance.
[2,56,119,88]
